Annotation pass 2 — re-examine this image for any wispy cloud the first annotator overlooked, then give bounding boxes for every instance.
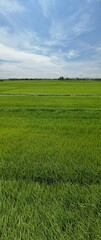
[0,0,101,78]
[0,43,51,64]
[0,0,25,13]
[43,4,93,49]
[38,0,55,17]
[73,13,92,35]
[67,50,79,59]
[0,56,100,79]
[88,0,101,3]
[0,27,39,50]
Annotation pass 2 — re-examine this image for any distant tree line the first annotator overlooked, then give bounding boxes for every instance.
[58,76,101,81]
[0,77,101,81]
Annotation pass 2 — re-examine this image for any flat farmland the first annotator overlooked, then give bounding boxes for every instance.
[0,80,101,240]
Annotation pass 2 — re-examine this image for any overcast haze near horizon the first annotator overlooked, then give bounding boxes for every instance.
[0,0,101,79]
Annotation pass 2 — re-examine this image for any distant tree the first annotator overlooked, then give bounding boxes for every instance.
[58,76,64,80]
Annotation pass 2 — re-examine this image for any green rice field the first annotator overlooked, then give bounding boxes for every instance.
[0,80,101,239]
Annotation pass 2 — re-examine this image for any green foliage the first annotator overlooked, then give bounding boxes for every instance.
[0,80,101,239]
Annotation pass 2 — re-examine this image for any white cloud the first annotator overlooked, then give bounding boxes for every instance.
[96,44,101,51]
[39,0,55,17]
[46,8,92,48]
[0,42,54,78]
[0,43,51,64]
[73,13,92,35]
[0,0,25,13]
[0,0,100,79]
[0,27,39,50]
[67,50,79,59]
[0,59,101,79]
[88,0,101,3]
[0,27,51,57]
[0,43,101,79]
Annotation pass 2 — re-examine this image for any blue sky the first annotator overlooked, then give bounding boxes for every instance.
[0,0,101,78]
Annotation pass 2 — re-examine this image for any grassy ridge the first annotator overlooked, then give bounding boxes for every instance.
[0,80,101,239]
[0,80,101,95]
[0,95,101,110]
